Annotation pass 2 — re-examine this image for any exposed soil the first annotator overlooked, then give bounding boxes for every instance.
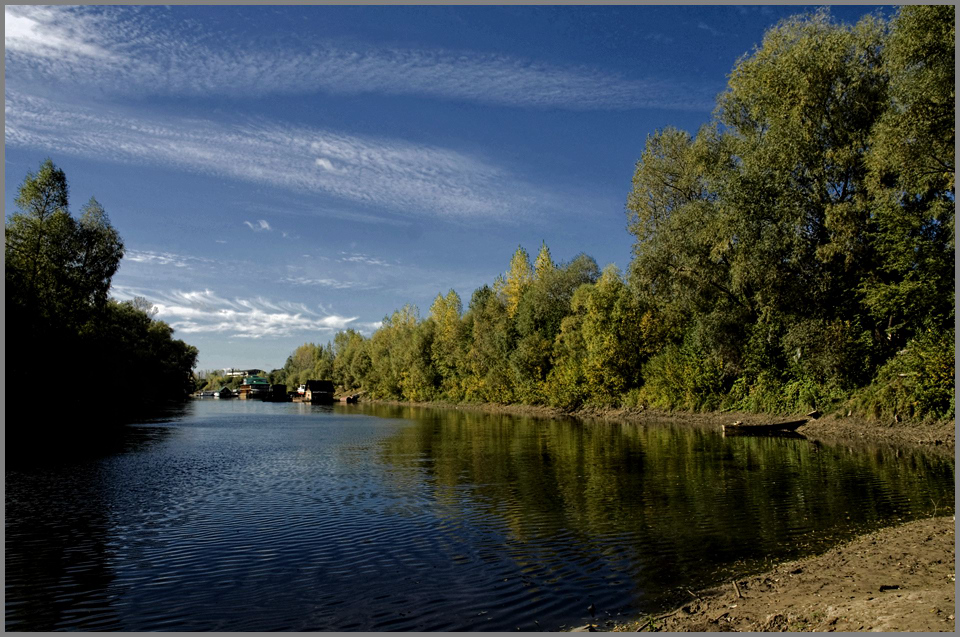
[602,515,956,633]
[365,399,955,458]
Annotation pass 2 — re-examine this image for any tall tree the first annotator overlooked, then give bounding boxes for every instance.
[861,4,955,344]
[430,290,467,400]
[463,286,515,403]
[6,159,121,333]
[533,242,555,280]
[6,160,197,432]
[500,245,534,318]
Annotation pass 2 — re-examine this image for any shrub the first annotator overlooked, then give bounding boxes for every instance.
[850,328,955,421]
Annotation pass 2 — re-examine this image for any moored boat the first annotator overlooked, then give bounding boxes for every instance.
[722,418,808,435]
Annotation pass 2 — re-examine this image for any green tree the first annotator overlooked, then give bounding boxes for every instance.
[332,329,369,390]
[548,266,648,407]
[366,305,437,400]
[6,160,124,334]
[627,11,891,390]
[511,251,600,403]
[312,343,336,382]
[6,160,199,432]
[861,5,955,347]
[533,241,555,280]
[430,290,467,400]
[284,343,319,387]
[462,286,516,403]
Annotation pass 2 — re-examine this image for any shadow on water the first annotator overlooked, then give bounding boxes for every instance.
[4,401,954,631]
[366,404,955,626]
[5,404,189,630]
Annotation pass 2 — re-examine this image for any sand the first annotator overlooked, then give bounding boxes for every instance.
[606,515,955,633]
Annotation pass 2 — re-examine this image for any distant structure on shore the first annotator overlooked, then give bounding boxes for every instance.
[197,376,349,405]
[223,368,264,378]
[302,380,335,404]
[238,375,270,399]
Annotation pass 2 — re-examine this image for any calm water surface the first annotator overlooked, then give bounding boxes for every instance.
[5,401,955,631]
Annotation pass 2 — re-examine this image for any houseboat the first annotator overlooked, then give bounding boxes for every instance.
[238,375,270,400]
[303,380,335,404]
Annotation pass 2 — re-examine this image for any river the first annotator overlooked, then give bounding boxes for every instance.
[5,400,954,631]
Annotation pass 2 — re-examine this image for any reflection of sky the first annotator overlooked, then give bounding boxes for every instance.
[4,4,890,370]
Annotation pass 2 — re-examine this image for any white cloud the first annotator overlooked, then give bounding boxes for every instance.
[110,286,360,338]
[244,219,272,232]
[315,157,342,173]
[356,321,383,333]
[697,22,723,37]
[4,5,717,112]
[338,252,392,267]
[5,91,530,221]
[4,6,121,63]
[122,249,221,269]
[282,277,376,290]
[124,249,190,268]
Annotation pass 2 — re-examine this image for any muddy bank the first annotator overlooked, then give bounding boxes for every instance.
[603,515,955,633]
[364,399,955,457]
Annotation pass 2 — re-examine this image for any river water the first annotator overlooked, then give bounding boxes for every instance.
[5,400,955,631]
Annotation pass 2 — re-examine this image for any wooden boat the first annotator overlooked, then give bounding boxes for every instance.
[722,418,808,435]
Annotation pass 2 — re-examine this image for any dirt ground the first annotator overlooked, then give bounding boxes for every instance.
[367,400,956,458]
[575,408,956,459]
[601,515,955,633]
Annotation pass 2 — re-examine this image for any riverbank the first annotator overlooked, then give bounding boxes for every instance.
[364,399,955,457]
[605,515,955,633]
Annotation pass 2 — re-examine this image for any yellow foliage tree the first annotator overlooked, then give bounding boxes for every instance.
[501,245,533,318]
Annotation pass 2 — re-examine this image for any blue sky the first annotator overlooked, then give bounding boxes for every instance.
[5,4,888,372]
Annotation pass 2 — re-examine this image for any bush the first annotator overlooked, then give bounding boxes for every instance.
[850,328,955,421]
[725,371,846,414]
[639,339,725,410]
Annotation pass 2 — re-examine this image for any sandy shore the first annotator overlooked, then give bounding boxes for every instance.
[603,515,955,633]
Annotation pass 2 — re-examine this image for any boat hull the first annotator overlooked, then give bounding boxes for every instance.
[722,418,808,435]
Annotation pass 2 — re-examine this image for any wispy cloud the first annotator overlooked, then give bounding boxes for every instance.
[111,286,361,338]
[124,250,190,268]
[123,249,220,269]
[697,22,724,37]
[4,5,716,112]
[239,198,414,228]
[244,219,272,232]
[643,33,675,44]
[735,6,774,17]
[282,277,376,290]
[338,252,393,267]
[5,90,531,221]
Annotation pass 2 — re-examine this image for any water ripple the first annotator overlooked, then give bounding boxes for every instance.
[5,401,954,631]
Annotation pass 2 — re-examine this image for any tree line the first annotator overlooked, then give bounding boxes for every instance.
[289,6,952,421]
[6,159,199,431]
